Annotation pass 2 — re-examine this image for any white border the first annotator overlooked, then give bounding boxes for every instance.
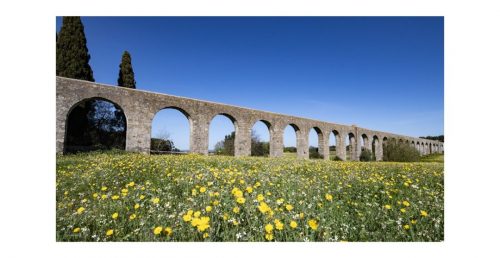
[1,0,500,257]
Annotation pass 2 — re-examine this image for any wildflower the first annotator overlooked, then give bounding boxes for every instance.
[403,200,410,207]
[265,233,273,241]
[134,203,140,209]
[106,229,114,236]
[411,219,417,224]
[233,207,240,214]
[212,200,220,206]
[246,186,253,193]
[265,224,274,233]
[128,182,135,187]
[194,211,201,218]
[153,226,163,235]
[206,206,212,212]
[139,195,145,200]
[276,198,284,205]
[199,187,207,193]
[129,213,137,220]
[92,193,98,198]
[152,197,160,204]
[101,194,108,199]
[112,212,118,219]
[420,210,428,217]
[111,195,119,200]
[384,204,392,210]
[183,214,192,222]
[299,212,305,219]
[73,227,81,233]
[121,188,128,194]
[101,186,107,191]
[325,194,333,201]
[195,217,210,232]
[290,220,298,229]
[76,207,85,214]
[308,219,318,230]
[400,208,406,213]
[258,202,271,214]
[403,224,410,230]
[274,219,284,230]
[236,197,246,204]
[164,227,173,236]
[257,194,265,201]
[203,233,209,239]
[285,204,293,211]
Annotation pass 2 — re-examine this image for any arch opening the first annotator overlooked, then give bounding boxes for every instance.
[309,127,323,159]
[329,130,341,160]
[251,120,271,157]
[150,107,191,154]
[209,114,237,156]
[283,124,299,157]
[64,98,126,153]
[345,132,356,161]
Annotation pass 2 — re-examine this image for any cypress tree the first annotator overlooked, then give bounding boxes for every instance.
[56,16,94,81]
[117,51,136,88]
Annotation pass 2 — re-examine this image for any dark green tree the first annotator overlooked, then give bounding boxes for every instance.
[56,16,94,81]
[117,51,136,88]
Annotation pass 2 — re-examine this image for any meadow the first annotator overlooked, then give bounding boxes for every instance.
[56,152,444,242]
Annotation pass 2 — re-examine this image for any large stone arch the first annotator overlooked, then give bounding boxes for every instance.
[150,105,192,153]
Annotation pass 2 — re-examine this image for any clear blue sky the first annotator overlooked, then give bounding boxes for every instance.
[56,17,443,151]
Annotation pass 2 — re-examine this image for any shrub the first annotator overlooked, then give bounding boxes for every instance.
[383,139,421,162]
[331,155,343,161]
[359,149,373,162]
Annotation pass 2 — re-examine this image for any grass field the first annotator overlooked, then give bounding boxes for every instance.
[56,152,444,242]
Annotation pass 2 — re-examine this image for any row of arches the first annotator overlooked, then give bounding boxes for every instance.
[63,97,443,159]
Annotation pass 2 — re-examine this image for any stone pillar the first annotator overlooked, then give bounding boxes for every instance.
[234,120,251,157]
[336,133,346,161]
[350,135,359,161]
[297,129,309,159]
[319,132,329,160]
[374,138,383,161]
[125,114,153,153]
[269,126,284,157]
[190,115,209,155]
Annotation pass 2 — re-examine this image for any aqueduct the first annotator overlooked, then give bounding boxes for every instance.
[56,77,444,160]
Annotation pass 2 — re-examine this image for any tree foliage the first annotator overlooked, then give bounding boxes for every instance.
[56,16,94,81]
[419,135,444,142]
[117,51,136,89]
[383,139,421,162]
[214,130,269,156]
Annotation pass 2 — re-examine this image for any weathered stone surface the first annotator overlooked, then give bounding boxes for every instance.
[56,77,444,158]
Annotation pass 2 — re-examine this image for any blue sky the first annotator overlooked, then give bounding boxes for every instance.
[56,17,443,151]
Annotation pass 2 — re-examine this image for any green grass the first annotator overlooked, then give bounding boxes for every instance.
[56,152,444,242]
[420,154,444,163]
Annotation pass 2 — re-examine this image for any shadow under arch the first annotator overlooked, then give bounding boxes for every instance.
[64,97,127,153]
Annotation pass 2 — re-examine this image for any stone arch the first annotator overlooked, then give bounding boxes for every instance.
[329,129,343,160]
[283,123,301,157]
[64,97,127,153]
[361,133,369,151]
[372,135,382,161]
[150,106,192,153]
[346,132,357,161]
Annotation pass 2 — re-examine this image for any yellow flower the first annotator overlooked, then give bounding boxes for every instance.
[121,188,128,194]
[212,200,220,206]
[128,182,135,187]
[76,207,85,214]
[411,219,417,224]
[152,197,160,204]
[299,212,304,219]
[265,223,274,233]
[420,210,428,217]
[236,197,246,204]
[129,213,137,220]
[384,204,392,210]
[308,219,318,230]
[403,200,410,207]
[258,202,271,214]
[183,214,192,222]
[265,233,273,241]
[246,186,253,193]
[206,206,212,212]
[290,220,298,229]
[403,224,410,230]
[203,232,209,239]
[92,193,98,198]
[400,208,406,213]
[101,186,107,191]
[134,203,140,209]
[153,226,163,235]
[106,229,114,236]
[233,207,240,214]
[73,227,81,233]
[164,227,173,236]
[111,195,119,200]
[233,190,243,198]
[195,217,210,232]
[199,187,207,193]
[274,219,284,230]
[325,193,333,201]
[194,211,201,218]
[112,212,118,219]
[285,204,293,211]
[139,195,145,200]
[257,194,264,201]
[101,194,108,199]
